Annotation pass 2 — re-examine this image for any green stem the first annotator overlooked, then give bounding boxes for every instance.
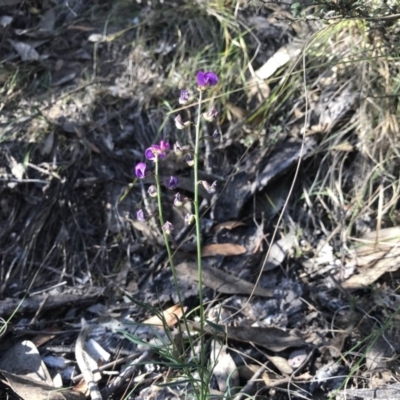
[194,90,206,397]
[154,157,200,398]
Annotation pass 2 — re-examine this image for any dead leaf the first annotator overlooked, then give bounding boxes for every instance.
[143,304,186,327]
[9,40,40,61]
[9,156,24,180]
[366,334,394,371]
[343,245,400,289]
[202,243,246,257]
[210,340,239,394]
[212,221,246,233]
[0,341,52,386]
[176,262,274,297]
[266,354,293,375]
[226,326,305,352]
[189,322,305,352]
[0,371,84,400]
[39,8,55,32]
[41,131,55,156]
[0,15,13,27]
[331,142,354,152]
[263,231,296,271]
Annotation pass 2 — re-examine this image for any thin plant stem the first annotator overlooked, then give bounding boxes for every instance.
[193,89,207,397]
[153,157,201,399]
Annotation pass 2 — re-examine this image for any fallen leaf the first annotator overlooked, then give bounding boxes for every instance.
[202,243,246,257]
[210,340,239,394]
[176,262,274,297]
[9,40,40,61]
[343,245,400,289]
[266,354,293,375]
[189,322,305,352]
[0,15,13,27]
[0,371,85,400]
[0,341,52,386]
[212,221,246,233]
[41,131,55,156]
[143,304,186,327]
[226,326,305,352]
[39,8,55,32]
[263,231,296,271]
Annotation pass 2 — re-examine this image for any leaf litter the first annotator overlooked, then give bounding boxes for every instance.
[1,1,400,399]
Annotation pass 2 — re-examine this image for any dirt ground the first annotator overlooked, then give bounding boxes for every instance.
[1,0,400,399]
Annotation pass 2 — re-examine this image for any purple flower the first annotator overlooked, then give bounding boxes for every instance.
[203,107,218,122]
[196,71,218,89]
[165,176,178,190]
[162,221,174,235]
[137,209,145,222]
[175,114,191,130]
[135,162,147,179]
[179,89,192,105]
[145,140,170,161]
[148,185,157,197]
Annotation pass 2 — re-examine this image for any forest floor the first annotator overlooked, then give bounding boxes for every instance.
[1,1,400,399]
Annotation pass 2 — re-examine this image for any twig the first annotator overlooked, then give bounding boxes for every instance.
[100,350,151,399]
[75,320,102,400]
[72,352,141,382]
[233,364,266,400]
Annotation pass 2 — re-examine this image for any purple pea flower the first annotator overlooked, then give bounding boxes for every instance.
[165,176,178,190]
[137,209,145,222]
[196,71,218,89]
[162,221,174,235]
[179,89,192,105]
[135,162,147,179]
[145,140,170,161]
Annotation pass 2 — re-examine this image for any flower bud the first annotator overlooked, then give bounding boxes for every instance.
[137,209,145,222]
[175,114,191,130]
[179,89,192,105]
[165,176,178,190]
[185,153,194,167]
[212,129,221,142]
[148,185,157,197]
[202,107,218,122]
[184,213,196,225]
[174,142,183,156]
[162,221,174,235]
[199,180,217,194]
[135,162,147,179]
[174,192,183,207]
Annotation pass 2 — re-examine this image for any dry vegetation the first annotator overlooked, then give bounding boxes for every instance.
[1,0,400,399]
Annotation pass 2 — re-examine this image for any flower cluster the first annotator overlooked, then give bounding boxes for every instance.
[134,70,220,234]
